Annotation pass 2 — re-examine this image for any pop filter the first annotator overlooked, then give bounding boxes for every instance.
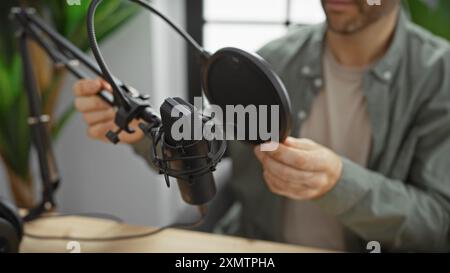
[201,47,292,145]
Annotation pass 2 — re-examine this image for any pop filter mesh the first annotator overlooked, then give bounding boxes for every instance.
[202,48,291,144]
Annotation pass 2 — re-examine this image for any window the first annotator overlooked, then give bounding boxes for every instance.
[203,0,325,52]
[186,0,325,99]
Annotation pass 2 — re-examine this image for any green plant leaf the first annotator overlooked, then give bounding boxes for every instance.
[0,60,12,111]
[0,94,31,179]
[0,0,20,64]
[407,0,450,41]
[67,1,140,50]
[0,54,21,115]
[96,4,140,42]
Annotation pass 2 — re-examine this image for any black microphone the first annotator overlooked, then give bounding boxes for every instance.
[157,97,220,206]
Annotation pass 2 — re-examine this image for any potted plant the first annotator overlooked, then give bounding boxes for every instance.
[406,0,450,41]
[0,0,140,208]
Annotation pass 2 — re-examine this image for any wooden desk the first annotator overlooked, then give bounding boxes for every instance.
[20,216,329,253]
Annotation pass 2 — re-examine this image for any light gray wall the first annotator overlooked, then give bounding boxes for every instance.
[1,0,204,227]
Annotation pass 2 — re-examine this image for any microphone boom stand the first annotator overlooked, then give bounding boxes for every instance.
[11,7,161,221]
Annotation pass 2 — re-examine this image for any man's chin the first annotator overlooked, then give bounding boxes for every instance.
[327,19,366,35]
[327,25,356,35]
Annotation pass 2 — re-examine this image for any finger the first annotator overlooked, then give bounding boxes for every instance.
[263,170,285,195]
[87,121,116,141]
[99,79,112,92]
[264,170,317,200]
[284,137,318,150]
[254,145,264,162]
[75,96,111,112]
[263,170,308,191]
[261,155,325,189]
[82,108,115,126]
[288,188,319,200]
[73,79,102,96]
[265,143,326,171]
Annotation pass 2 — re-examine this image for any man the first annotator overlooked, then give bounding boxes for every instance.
[73,0,450,252]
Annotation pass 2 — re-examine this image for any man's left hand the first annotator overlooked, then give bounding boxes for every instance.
[254,137,343,200]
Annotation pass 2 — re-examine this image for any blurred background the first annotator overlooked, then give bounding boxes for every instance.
[0,0,449,227]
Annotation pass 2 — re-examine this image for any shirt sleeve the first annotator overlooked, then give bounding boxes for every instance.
[313,53,450,252]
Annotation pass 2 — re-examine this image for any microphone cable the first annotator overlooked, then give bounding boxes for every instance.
[23,205,207,242]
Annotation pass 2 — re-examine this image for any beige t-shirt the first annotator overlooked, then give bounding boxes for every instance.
[283,48,373,251]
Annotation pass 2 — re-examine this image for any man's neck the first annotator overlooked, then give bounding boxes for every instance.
[326,9,400,67]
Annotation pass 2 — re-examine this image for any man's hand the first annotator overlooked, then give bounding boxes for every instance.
[254,137,343,200]
[73,78,144,144]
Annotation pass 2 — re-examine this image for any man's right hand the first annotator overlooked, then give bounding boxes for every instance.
[73,78,144,144]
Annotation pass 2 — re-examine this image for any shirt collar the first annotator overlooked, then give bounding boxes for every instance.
[370,10,408,83]
[300,10,408,83]
[299,23,326,78]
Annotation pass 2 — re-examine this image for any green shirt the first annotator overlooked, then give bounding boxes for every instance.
[133,12,450,252]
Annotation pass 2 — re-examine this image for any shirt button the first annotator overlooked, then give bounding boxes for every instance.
[297,110,307,120]
[383,71,392,80]
[301,66,311,75]
[314,78,323,88]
